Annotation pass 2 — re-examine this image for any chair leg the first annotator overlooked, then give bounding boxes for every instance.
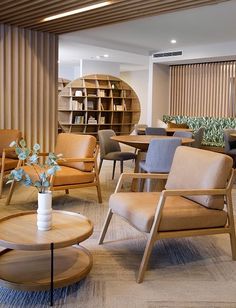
[229,229,236,260]
[5,180,16,205]
[98,209,113,244]
[65,189,69,194]
[137,233,156,283]
[120,160,124,174]
[98,159,103,174]
[112,160,116,180]
[96,182,103,204]
[0,172,4,198]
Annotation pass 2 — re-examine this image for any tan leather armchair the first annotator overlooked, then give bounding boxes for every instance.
[0,129,22,198]
[6,133,102,204]
[99,146,236,283]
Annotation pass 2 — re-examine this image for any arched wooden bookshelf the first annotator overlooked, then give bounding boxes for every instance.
[58,74,141,137]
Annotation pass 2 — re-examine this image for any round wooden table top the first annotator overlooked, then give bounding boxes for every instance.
[0,210,93,251]
[137,127,193,133]
[111,135,194,151]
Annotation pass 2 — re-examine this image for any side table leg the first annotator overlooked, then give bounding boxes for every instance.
[50,242,54,306]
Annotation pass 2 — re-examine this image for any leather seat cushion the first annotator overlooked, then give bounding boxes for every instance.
[0,158,18,171]
[109,192,227,233]
[104,151,136,160]
[23,165,95,186]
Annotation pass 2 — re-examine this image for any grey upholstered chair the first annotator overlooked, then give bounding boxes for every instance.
[145,127,167,136]
[99,146,236,283]
[173,131,193,138]
[224,129,236,167]
[192,127,205,148]
[98,129,136,179]
[139,138,181,191]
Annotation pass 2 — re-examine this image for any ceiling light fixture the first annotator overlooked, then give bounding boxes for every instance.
[103,54,109,58]
[171,39,177,44]
[42,1,111,22]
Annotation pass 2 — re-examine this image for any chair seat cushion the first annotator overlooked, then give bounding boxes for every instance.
[23,165,95,186]
[0,158,18,171]
[109,192,227,233]
[104,151,136,161]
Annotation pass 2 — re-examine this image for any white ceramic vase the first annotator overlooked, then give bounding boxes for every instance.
[37,191,52,231]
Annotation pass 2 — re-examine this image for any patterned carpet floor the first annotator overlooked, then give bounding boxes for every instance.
[0,158,236,308]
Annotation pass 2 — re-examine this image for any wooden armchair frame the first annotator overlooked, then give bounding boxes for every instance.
[99,170,236,283]
[0,147,20,198]
[6,145,102,205]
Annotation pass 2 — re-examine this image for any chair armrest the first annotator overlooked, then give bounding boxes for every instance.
[58,157,95,163]
[3,147,16,154]
[115,172,168,193]
[162,188,227,197]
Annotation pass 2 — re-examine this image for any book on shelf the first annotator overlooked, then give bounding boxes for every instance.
[88,116,97,124]
[71,100,83,111]
[100,116,105,124]
[99,89,105,97]
[100,102,104,110]
[74,116,84,124]
[114,105,124,111]
[87,101,94,110]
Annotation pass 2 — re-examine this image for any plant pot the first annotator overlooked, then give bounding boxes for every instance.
[37,191,52,231]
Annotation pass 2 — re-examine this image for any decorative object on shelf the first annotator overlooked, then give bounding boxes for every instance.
[58,74,140,136]
[7,140,61,231]
[75,90,83,97]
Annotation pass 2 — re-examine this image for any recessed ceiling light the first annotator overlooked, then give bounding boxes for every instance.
[171,39,177,44]
[103,54,109,58]
[42,1,111,22]
[96,56,101,59]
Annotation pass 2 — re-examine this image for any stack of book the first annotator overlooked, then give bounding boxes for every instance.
[88,116,97,124]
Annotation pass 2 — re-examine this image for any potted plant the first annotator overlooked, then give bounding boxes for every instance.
[8,139,62,231]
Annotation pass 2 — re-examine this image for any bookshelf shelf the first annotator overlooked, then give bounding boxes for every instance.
[58,74,140,136]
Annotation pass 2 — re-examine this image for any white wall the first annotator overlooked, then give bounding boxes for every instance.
[80,59,120,77]
[148,60,170,125]
[120,70,148,124]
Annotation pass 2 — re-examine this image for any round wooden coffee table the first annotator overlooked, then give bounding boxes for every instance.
[0,210,93,306]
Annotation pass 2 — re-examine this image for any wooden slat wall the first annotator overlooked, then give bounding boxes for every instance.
[170,62,236,117]
[0,0,229,34]
[0,24,58,151]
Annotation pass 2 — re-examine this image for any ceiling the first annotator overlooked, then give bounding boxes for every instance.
[0,0,228,34]
[59,0,236,71]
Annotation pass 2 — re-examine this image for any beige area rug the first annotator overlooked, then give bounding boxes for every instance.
[0,159,236,308]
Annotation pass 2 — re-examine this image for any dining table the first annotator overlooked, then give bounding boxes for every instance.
[111,135,194,152]
[136,127,193,135]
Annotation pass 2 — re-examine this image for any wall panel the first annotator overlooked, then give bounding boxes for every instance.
[170,61,236,117]
[0,24,58,151]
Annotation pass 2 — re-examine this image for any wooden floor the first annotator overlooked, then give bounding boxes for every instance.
[0,154,236,307]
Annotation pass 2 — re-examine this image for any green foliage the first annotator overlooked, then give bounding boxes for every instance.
[163,115,236,147]
[7,140,62,193]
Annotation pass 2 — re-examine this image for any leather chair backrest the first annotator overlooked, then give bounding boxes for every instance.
[55,133,96,172]
[98,129,121,159]
[0,129,22,157]
[166,146,233,210]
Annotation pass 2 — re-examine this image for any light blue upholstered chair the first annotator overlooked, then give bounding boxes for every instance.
[98,129,136,179]
[139,138,181,191]
[145,127,167,136]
